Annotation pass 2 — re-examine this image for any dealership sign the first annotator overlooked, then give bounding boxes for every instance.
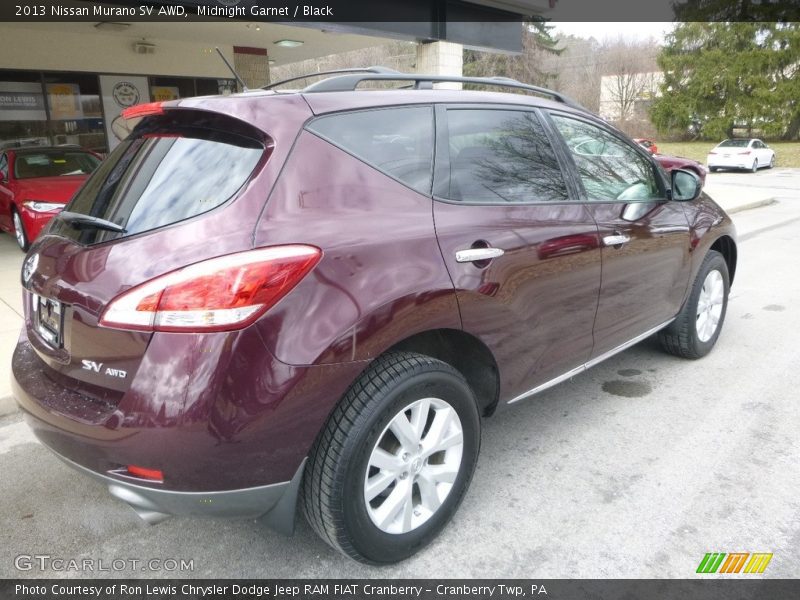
[0,82,46,121]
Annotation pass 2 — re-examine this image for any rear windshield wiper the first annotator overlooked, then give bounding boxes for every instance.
[59,211,126,233]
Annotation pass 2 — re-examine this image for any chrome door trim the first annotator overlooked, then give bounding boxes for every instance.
[455,247,505,263]
[507,318,675,405]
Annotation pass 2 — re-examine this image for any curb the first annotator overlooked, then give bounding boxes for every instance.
[725,197,777,214]
[0,394,17,417]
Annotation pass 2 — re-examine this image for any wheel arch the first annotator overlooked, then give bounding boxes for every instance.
[387,328,500,417]
[710,235,737,285]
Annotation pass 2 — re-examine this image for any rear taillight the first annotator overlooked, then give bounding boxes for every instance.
[100,245,322,332]
[121,102,165,119]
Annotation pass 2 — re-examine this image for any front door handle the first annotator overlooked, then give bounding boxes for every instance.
[455,247,505,263]
[602,233,631,247]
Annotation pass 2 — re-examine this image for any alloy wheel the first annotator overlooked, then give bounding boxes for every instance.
[364,397,464,534]
[696,269,724,342]
[13,212,25,249]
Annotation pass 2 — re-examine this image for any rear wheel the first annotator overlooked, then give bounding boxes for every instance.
[302,352,480,564]
[659,250,729,359]
[12,210,29,252]
[751,159,758,173]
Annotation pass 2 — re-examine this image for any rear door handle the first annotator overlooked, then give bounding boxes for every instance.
[602,233,631,247]
[455,247,505,263]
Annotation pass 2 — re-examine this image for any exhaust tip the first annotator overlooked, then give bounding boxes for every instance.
[108,483,170,525]
[130,507,171,525]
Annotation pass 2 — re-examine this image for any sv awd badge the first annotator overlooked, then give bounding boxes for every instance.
[81,360,127,379]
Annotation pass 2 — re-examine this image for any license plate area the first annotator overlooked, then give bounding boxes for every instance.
[32,293,64,348]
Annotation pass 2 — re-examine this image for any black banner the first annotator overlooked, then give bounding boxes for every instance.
[2,0,800,23]
[2,580,800,600]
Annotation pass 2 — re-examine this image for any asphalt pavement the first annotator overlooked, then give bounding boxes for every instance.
[0,168,798,578]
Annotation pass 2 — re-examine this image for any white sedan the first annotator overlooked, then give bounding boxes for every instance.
[707,138,775,172]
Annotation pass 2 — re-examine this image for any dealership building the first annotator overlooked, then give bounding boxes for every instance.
[0,1,551,153]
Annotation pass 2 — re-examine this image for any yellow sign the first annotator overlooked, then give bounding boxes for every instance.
[46,83,83,120]
[151,86,180,102]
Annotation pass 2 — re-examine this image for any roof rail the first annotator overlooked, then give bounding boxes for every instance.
[263,66,402,90]
[299,70,588,112]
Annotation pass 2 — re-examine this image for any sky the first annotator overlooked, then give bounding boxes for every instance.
[550,22,675,44]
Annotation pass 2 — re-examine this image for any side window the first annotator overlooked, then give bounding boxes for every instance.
[0,154,7,180]
[444,109,569,203]
[551,115,662,202]
[306,106,434,194]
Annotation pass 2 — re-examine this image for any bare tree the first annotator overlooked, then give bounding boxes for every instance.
[598,37,660,127]
[542,35,604,112]
[270,40,417,87]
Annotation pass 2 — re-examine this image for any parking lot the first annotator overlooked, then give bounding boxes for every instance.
[1,169,798,578]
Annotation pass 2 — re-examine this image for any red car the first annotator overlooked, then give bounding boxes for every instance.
[634,138,658,154]
[655,154,708,185]
[0,147,102,251]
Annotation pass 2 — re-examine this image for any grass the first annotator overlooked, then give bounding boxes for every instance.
[657,141,800,168]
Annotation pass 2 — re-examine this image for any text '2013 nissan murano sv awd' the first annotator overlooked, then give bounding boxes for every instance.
[12,69,737,564]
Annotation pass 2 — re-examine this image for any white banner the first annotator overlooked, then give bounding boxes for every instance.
[0,82,47,121]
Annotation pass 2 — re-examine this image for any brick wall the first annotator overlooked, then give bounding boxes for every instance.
[233,46,270,89]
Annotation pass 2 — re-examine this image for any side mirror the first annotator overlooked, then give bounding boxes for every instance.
[670,168,702,202]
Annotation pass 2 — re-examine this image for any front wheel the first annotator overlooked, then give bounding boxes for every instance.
[751,159,759,173]
[768,155,775,169]
[302,352,480,564]
[659,250,729,359]
[12,210,29,251]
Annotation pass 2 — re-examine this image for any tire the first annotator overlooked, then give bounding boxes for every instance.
[302,351,481,564]
[768,155,775,169]
[751,159,758,173]
[659,250,729,359]
[12,210,29,252]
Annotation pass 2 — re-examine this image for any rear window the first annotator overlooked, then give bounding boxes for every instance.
[50,112,265,245]
[14,150,100,179]
[306,106,434,194]
[718,140,750,148]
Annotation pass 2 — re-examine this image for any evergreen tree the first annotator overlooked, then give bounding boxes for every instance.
[651,22,800,140]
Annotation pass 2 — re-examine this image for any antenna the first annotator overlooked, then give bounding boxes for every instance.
[215,47,248,92]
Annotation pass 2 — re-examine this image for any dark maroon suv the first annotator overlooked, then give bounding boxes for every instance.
[12,69,736,564]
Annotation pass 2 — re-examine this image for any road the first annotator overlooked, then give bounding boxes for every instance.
[1,170,798,579]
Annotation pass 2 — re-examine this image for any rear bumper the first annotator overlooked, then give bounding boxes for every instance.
[44,444,305,534]
[12,324,367,529]
[707,157,755,169]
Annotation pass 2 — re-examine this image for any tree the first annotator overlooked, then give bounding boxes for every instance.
[651,22,800,140]
[463,20,562,88]
[599,37,660,126]
[542,35,603,112]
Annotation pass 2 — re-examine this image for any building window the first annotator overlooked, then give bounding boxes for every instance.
[43,72,106,154]
[0,70,236,154]
[0,71,49,150]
